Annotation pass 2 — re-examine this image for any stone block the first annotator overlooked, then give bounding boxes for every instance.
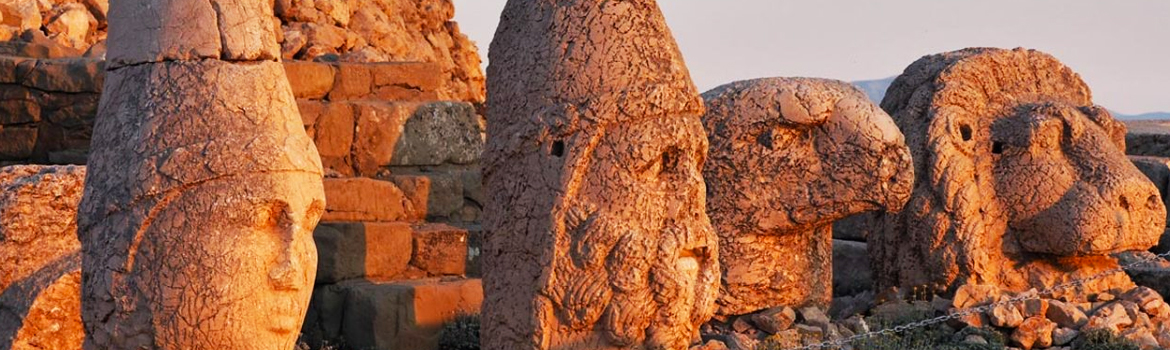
[387,175,430,222]
[422,172,463,220]
[1130,156,1170,225]
[311,101,354,159]
[0,126,37,160]
[339,278,483,350]
[0,56,30,84]
[411,223,467,276]
[297,99,324,129]
[327,63,371,101]
[20,58,103,93]
[300,281,350,349]
[832,239,871,297]
[351,102,409,176]
[313,222,413,284]
[322,177,418,223]
[283,61,335,99]
[1126,120,1170,157]
[368,62,441,101]
[0,98,40,125]
[391,101,483,166]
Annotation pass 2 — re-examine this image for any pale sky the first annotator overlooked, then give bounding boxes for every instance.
[453,0,1170,115]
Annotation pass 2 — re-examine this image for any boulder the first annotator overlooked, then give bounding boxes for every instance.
[1010,316,1056,350]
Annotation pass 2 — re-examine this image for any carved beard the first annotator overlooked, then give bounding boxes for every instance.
[556,204,719,349]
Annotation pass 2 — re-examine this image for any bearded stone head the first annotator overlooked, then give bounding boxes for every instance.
[871,48,1165,300]
[700,77,914,315]
[482,0,719,348]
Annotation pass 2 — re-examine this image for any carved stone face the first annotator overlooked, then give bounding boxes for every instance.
[551,115,718,348]
[991,104,1164,256]
[139,172,323,348]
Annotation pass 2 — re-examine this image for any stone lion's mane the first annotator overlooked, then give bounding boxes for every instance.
[869,48,1125,295]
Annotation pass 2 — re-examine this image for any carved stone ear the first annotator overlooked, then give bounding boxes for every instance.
[1079,105,1127,150]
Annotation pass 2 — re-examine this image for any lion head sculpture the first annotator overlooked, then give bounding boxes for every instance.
[701,77,914,315]
[871,48,1165,300]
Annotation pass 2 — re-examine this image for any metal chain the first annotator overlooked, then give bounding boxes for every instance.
[782,250,1170,350]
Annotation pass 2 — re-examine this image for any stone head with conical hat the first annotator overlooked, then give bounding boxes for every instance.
[77,0,325,348]
[482,0,718,348]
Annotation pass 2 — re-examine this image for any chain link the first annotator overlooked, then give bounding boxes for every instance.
[780,250,1170,350]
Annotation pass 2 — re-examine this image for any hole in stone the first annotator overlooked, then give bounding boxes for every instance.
[1120,195,1131,211]
[551,140,565,157]
[960,124,973,141]
[992,141,1004,154]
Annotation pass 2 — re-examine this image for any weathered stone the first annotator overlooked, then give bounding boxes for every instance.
[872,48,1164,300]
[78,12,325,348]
[421,172,462,219]
[691,339,729,350]
[797,306,831,332]
[343,102,399,173]
[44,3,95,50]
[1051,327,1077,346]
[702,77,913,315]
[724,332,758,350]
[278,0,484,103]
[954,284,1001,309]
[1010,316,1055,350]
[0,126,36,160]
[1085,302,1133,334]
[1129,156,1170,226]
[1047,299,1089,328]
[482,1,717,348]
[299,282,350,350]
[0,0,41,32]
[313,222,412,284]
[1023,298,1049,318]
[391,101,483,166]
[410,223,467,276]
[339,278,483,350]
[283,60,335,99]
[106,0,280,67]
[831,239,872,297]
[322,177,418,222]
[1115,251,1170,300]
[1126,120,1170,157]
[387,174,430,222]
[0,165,85,350]
[990,301,1025,328]
[310,100,355,160]
[19,58,104,93]
[751,306,795,334]
[1121,327,1159,350]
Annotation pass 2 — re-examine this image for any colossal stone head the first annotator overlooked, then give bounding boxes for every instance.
[701,78,914,315]
[482,0,718,348]
[871,48,1165,299]
[77,0,325,349]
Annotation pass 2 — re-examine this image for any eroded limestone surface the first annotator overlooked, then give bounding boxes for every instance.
[77,0,326,348]
[483,0,717,349]
[701,77,913,316]
[871,48,1165,300]
[0,165,85,350]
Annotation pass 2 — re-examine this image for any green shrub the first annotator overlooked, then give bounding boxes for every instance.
[438,314,481,350]
[1073,329,1140,350]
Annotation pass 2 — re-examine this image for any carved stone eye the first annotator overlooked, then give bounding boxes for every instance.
[551,140,565,157]
[992,141,1004,154]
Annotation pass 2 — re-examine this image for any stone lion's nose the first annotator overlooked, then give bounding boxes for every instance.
[1107,178,1166,230]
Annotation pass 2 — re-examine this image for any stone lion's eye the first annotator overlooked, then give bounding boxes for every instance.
[992,141,1005,154]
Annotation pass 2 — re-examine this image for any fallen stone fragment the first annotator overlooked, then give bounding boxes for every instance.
[1047,300,1089,328]
[751,306,796,334]
[1010,316,1056,350]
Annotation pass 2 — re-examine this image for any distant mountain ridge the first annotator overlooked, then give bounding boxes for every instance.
[851,77,1169,120]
